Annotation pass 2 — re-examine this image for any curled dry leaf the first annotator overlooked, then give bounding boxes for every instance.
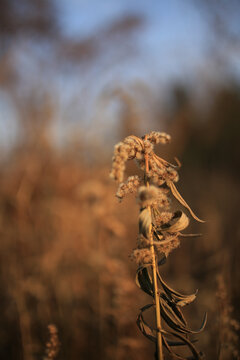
[157,270,198,304]
[137,300,206,360]
[159,298,206,335]
[167,181,205,223]
[177,293,198,307]
[161,211,189,233]
[136,265,153,297]
[136,304,156,343]
[139,208,151,238]
[161,329,204,360]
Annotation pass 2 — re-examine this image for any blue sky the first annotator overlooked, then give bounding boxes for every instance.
[57,0,210,83]
[54,0,240,104]
[48,0,218,144]
[1,0,239,148]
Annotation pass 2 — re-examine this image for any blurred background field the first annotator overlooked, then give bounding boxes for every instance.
[0,1,240,359]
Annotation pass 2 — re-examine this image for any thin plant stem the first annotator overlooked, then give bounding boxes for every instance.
[144,144,163,360]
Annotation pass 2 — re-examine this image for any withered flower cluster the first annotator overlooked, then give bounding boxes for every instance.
[110,131,206,360]
[44,324,60,360]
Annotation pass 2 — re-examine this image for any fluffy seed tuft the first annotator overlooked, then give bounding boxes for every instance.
[138,185,159,207]
[116,176,141,201]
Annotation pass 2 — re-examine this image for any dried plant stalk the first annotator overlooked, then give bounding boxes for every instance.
[145,136,163,359]
[216,275,240,360]
[110,131,206,360]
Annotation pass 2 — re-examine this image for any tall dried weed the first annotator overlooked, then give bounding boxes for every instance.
[111,131,206,360]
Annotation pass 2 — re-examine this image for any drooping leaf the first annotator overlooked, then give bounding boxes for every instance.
[161,329,205,360]
[157,271,198,304]
[167,181,205,223]
[166,338,198,347]
[136,265,153,297]
[162,329,200,360]
[160,298,193,334]
[136,302,192,354]
[194,312,208,333]
[160,297,207,335]
[136,304,156,342]
[177,293,198,307]
[162,336,191,360]
[160,292,187,326]
[162,336,181,358]
[153,154,181,169]
[158,255,167,266]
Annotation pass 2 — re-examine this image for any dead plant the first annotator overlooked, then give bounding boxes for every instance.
[110,131,206,360]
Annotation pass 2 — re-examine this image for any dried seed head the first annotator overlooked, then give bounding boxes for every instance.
[155,211,173,226]
[138,185,159,207]
[166,167,179,182]
[154,235,180,257]
[110,141,130,182]
[137,234,150,249]
[156,188,170,208]
[151,174,166,186]
[110,136,144,182]
[130,248,152,266]
[110,132,172,184]
[146,156,180,185]
[116,175,141,201]
[138,185,170,210]
[145,131,171,145]
[143,139,154,155]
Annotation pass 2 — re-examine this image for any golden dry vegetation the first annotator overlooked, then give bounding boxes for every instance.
[0,85,239,360]
[1,2,240,359]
